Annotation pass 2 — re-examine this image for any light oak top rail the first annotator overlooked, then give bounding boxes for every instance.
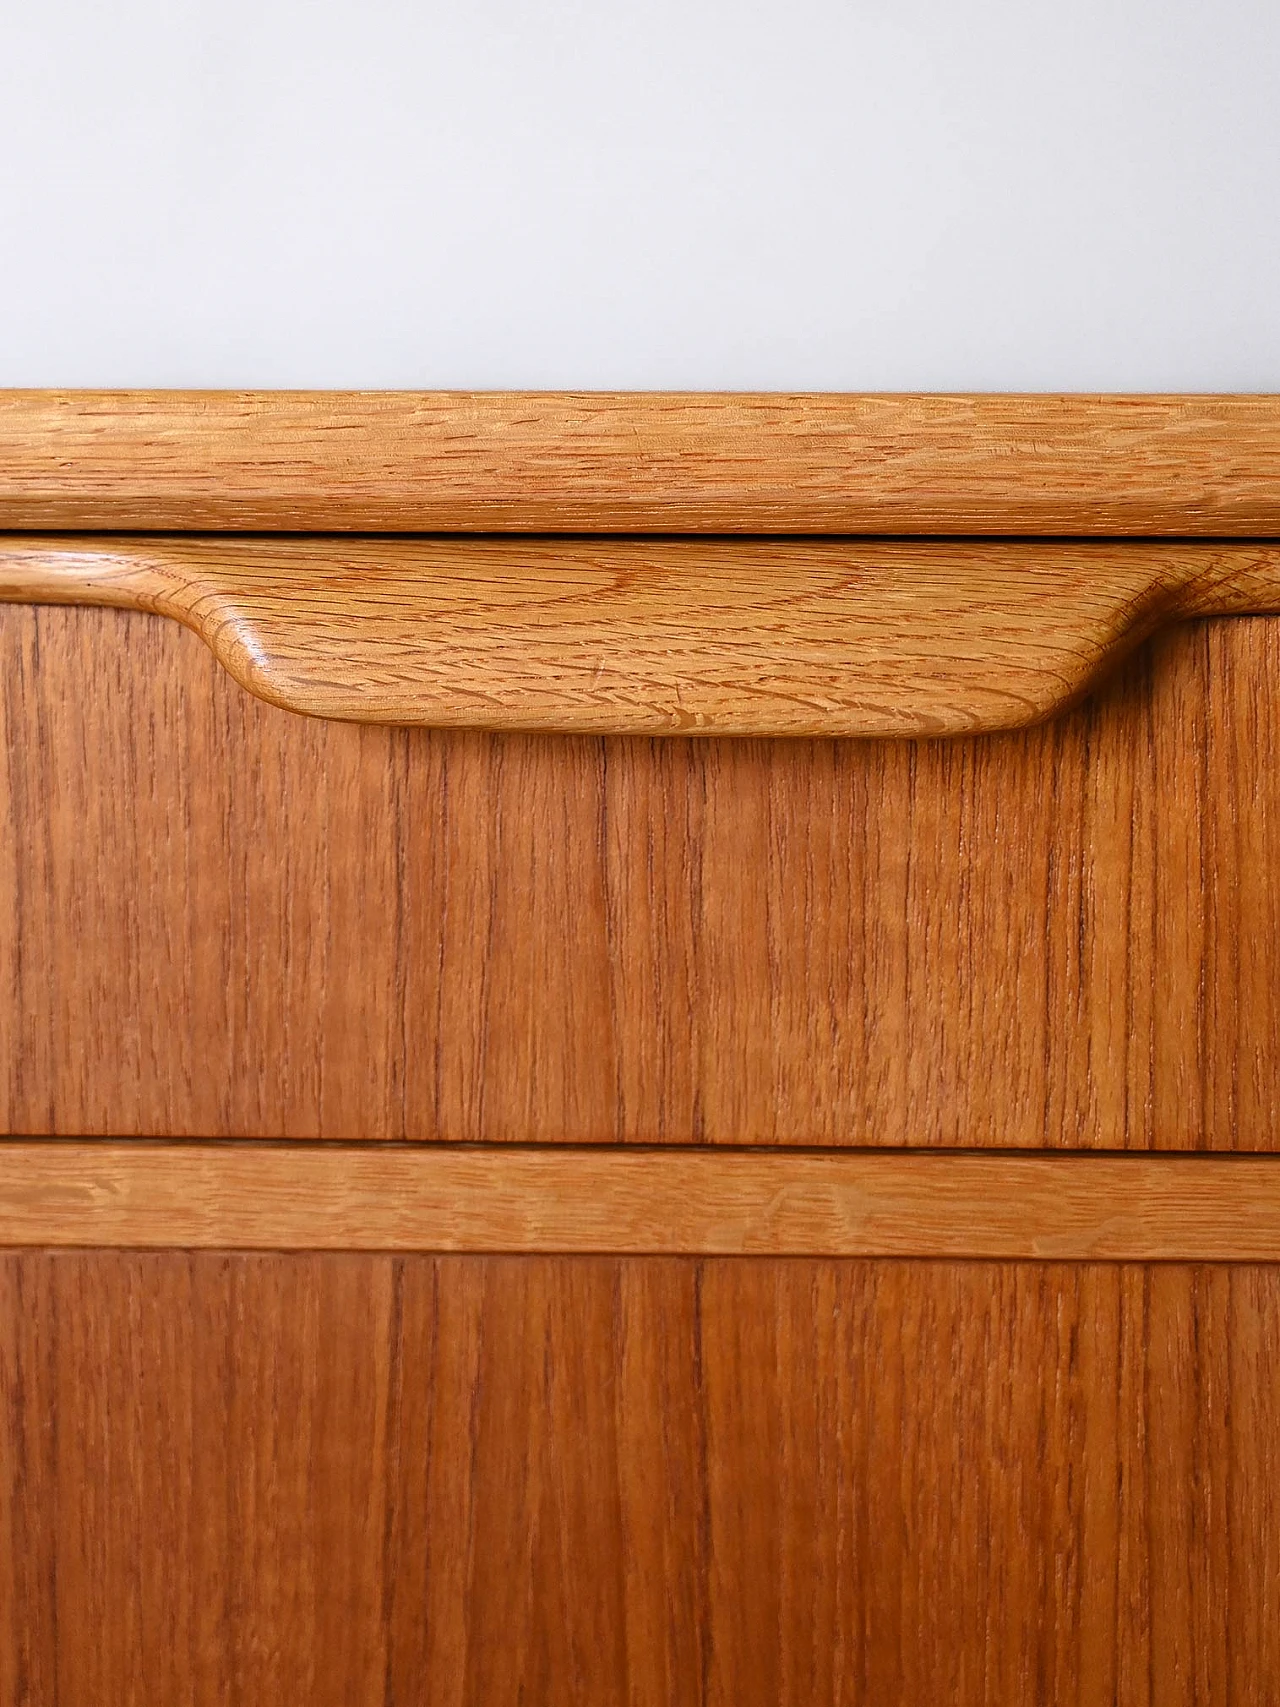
[4,534,1280,734]
[3,1145,1280,1259]
[2,391,1279,535]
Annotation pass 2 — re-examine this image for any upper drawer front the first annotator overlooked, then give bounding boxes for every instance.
[3,601,1278,1147]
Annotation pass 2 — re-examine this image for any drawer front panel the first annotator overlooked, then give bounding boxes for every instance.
[4,604,1279,1147]
[3,1250,1276,1706]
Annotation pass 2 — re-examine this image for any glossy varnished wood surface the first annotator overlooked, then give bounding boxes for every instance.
[3,603,1280,1146]
[5,534,1280,735]
[2,391,1280,535]
[2,1252,1276,1704]
[6,1144,1280,1259]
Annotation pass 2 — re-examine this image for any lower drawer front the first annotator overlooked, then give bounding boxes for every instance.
[2,1252,1274,1706]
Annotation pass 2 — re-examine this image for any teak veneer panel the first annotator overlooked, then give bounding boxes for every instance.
[3,1252,1277,1703]
[4,603,1280,1147]
[5,535,1280,735]
[3,391,1280,535]
[5,1144,1280,1258]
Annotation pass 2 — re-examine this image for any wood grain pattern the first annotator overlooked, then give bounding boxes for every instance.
[2,391,1279,535]
[4,603,1280,1147]
[4,1143,1280,1258]
[2,1251,1277,1704]
[5,534,1280,735]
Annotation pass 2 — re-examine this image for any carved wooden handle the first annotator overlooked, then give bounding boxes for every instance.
[4,535,1279,736]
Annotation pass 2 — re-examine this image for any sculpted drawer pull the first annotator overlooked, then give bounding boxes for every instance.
[3,533,1280,736]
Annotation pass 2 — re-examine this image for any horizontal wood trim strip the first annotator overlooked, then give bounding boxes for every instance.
[3,1145,1280,1259]
[5,535,1280,734]
[2,392,1279,536]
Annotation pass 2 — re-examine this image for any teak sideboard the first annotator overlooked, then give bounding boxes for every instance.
[2,392,1279,1703]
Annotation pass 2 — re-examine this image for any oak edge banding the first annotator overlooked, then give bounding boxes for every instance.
[3,391,1280,535]
[3,1145,1280,1261]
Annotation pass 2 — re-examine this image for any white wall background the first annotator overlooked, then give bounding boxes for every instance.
[2,0,1278,389]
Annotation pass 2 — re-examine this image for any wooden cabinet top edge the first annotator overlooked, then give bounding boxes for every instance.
[2,390,1279,535]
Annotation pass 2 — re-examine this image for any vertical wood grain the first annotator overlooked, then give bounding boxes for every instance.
[4,606,1280,1146]
[2,1253,1278,1705]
